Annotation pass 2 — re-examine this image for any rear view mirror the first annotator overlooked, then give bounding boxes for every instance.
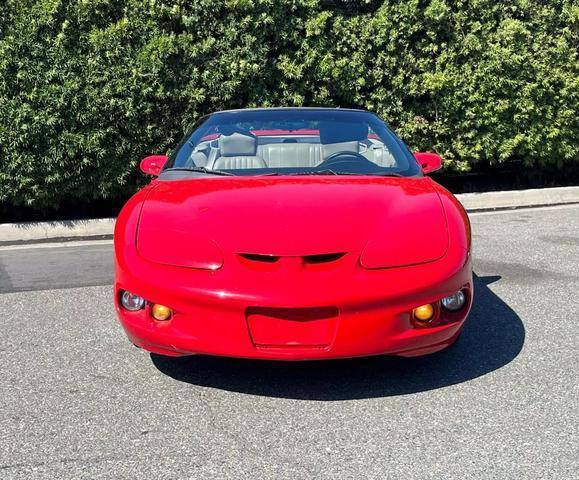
[414,152,442,174]
[140,155,169,176]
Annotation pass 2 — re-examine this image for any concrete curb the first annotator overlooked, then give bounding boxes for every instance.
[1,186,578,244]
[456,186,579,212]
[0,218,116,244]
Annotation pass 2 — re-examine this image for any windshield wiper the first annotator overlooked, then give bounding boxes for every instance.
[164,167,234,176]
[263,170,359,176]
[373,172,403,177]
[299,169,358,176]
[262,170,402,177]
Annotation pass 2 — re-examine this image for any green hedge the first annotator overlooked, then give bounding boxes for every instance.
[0,0,577,209]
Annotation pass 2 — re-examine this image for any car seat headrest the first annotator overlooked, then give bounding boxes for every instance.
[219,132,258,157]
[319,121,368,144]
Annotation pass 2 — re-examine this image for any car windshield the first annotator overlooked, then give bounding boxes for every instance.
[164,109,422,177]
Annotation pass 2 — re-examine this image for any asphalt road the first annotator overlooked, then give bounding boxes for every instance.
[0,205,578,479]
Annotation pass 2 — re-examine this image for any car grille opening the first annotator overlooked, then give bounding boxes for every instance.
[238,252,346,264]
[303,252,345,264]
[238,253,280,263]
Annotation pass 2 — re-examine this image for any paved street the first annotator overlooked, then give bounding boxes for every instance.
[0,205,578,479]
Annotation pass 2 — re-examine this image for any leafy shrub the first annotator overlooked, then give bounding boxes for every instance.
[0,0,577,209]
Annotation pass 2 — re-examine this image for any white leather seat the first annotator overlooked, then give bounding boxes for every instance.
[321,140,360,159]
[258,143,324,168]
[211,132,266,169]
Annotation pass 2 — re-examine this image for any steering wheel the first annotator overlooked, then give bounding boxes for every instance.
[317,151,374,170]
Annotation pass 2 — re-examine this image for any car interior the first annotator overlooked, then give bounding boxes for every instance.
[184,123,397,170]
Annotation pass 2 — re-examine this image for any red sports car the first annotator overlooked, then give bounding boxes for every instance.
[114,108,472,360]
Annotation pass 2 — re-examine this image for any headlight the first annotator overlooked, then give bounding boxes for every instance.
[441,290,466,312]
[120,290,145,311]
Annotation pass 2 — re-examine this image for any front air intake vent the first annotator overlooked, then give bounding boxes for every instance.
[238,252,346,264]
[238,253,280,263]
[303,253,345,264]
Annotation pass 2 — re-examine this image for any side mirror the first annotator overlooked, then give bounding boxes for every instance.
[140,155,169,176]
[414,152,442,174]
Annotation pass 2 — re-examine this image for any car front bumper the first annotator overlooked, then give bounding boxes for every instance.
[114,244,473,360]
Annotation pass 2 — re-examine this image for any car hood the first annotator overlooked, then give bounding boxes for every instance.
[136,177,448,269]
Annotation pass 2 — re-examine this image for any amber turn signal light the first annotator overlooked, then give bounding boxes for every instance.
[151,304,172,321]
[413,304,435,322]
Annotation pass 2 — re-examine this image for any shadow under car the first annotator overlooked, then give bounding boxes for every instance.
[151,274,524,400]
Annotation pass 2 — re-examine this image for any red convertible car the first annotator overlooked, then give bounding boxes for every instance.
[114,108,472,360]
